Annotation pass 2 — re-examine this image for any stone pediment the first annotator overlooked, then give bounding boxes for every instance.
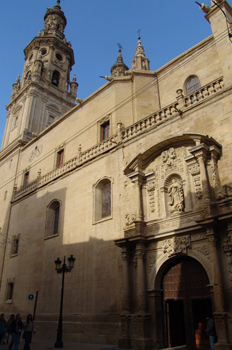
[124,133,221,175]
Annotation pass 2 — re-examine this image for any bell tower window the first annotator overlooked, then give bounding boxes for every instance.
[52,70,60,87]
[41,48,47,56]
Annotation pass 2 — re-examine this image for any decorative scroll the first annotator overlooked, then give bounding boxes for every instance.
[125,213,136,226]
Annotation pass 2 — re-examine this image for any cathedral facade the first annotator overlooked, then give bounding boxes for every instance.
[0,1,232,349]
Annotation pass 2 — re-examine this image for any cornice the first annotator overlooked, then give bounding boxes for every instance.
[11,75,227,202]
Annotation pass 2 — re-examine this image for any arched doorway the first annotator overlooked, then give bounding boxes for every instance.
[161,256,212,350]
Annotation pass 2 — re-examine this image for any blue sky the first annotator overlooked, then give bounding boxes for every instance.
[0,0,225,146]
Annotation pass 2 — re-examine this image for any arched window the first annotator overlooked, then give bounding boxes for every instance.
[45,200,60,238]
[102,182,111,218]
[185,75,201,94]
[51,70,60,87]
[93,178,112,222]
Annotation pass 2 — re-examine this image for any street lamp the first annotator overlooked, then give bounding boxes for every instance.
[54,255,75,348]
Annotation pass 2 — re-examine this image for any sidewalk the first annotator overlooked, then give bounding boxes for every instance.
[0,337,119,350]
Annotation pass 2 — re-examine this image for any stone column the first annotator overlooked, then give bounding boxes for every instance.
[206,226,230,348]
[135,181,143,221]
[128,170,144,222]
[148,290,164,349]
[121,246,131,313]
[135,242,146,313]
[190,144,212,216]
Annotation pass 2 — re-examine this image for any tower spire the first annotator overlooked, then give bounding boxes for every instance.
[131,31,150,71]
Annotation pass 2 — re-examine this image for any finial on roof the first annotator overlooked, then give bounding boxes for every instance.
[131,30,150,71]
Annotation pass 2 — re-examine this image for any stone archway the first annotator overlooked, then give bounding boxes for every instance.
[157,256,212,350]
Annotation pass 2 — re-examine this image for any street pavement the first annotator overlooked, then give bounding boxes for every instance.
[0,337,119,350]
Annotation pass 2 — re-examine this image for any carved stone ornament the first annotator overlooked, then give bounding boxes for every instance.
[160,147,184,179]
[222,232,232,287]
[222,234,232,257]
[194,245,210,258]
[121,319,127,337]
[122,292,130,311]
[215,183,232,200]
[147,181,156,213]
[28,145,43,162]
[161,147,176,165]
[211,165,219,187]
[147,254,156,272]
[162,235,190,257]
[125,213,136,226]
[137,291,146,310]
[194,176,203,200]
[188,162,200,176]
[168,179,184,213]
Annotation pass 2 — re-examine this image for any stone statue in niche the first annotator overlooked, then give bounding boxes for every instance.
[168,179,184,213]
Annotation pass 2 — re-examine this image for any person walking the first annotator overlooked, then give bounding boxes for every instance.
[23,314,35,350]
[8,313,23,350]
[207,315,216,350]
[0,313,7,344]
[6,314,15,345]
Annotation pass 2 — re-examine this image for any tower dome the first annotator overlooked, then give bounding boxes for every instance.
[44,0,67,39]
[110,47,129,77]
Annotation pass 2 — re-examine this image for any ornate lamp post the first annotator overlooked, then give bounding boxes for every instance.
[54,255,75,348]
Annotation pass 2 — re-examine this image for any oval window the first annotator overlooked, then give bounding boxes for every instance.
[29,54,33,61]
[41,48,47,56]
[56,53,63,61]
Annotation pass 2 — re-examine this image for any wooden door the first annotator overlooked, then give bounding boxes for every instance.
[162,257,211,350]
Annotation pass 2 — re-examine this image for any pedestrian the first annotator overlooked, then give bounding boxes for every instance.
[23,314,35,350]
[0,313,7,344]
[6,314,15,344]
[8,313,23,350]
[206,315,216,350]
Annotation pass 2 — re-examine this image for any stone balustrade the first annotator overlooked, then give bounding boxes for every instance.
[122,102,179,142]
[12,76,225,202]
[13,179,38,201]
[80,135,118,163]
[184,76,224,107]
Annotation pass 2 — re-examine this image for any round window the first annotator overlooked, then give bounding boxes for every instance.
[41,48,47,56]
[29,54,33,61]
[56,53,63,61]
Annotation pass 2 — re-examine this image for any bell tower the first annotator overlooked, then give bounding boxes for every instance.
[1,0,78,150]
